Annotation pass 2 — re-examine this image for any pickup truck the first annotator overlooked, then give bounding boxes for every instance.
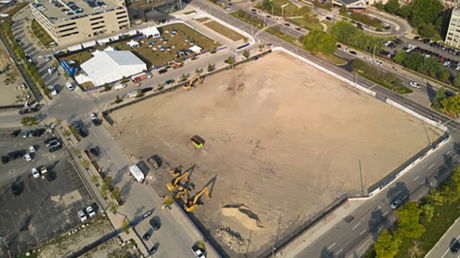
[191,245,205,258]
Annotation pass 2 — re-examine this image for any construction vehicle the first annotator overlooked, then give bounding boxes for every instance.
[169,167,181,177]
[183,75,203,90]
[175,186,189,199]
[173,62,183,69]
[190,135,205,150]
[167,172,190,191]
[184,187,210,212]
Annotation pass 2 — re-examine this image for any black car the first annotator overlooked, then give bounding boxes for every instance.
[325,16,332,21]
[44,137,57,146]
[376,28,383,32]
[92,119,102,126]
[165,79,175,85]
[422,38,430,44]
[150,217,161,231]
[79,129,88,138]
[1,156,9,164]
[89,147,99,157]
[142,229,153,241]
[451,240,460,254]
[394,38,403,44]
[49,145,62,153]
[349,51,357,55]
[11,130,21,137]
[140,87,153,93]
[11,183,20,196]
[159,69,168,74]
[148,245,158,254]
[31,128,45,137]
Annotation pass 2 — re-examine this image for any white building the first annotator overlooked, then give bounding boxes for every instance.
[446,7,460,48]
[79,51,146,86]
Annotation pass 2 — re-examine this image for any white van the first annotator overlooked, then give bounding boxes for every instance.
[65,82,74,91]
[113,84,127,90]
[127,90,138,98]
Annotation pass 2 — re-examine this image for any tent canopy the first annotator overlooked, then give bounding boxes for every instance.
[140,27,160,38]
[127,40,140,47]
[189,45,202,53]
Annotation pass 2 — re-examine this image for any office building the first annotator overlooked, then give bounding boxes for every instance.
[446,7,460,48]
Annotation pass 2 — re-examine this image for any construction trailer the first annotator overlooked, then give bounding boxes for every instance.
[190,135,205,149]
[129,165,145,183]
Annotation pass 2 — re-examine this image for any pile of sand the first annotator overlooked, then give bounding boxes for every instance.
[215,227,246,254]
[221,204,264,231]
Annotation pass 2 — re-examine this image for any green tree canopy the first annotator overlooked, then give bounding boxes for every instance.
[432,87,446,109]
[403,52,424,70]
[374,230,400,258]
[393,50,406,64]
[385,0,399,14]
[410,0,443,27]
[395,202,425,239]
[419,23,436,38]
[302,30,337,55]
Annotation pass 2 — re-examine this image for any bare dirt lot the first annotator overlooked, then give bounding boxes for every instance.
[109,51,442,256]
[0,42,28,107]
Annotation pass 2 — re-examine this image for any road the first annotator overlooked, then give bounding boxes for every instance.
[190,0,460,257]
[426,212,460,258]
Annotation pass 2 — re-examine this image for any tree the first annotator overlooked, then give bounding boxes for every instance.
[421,204,434,223]
[403,52,424,70]
[63,129,71,138]
[121,76,129,83]
[242,50,250,59]
[180,74,187,82]
[454,73,460,88]
[432,87,446,109]
[104,83,111,91]
[91,174,99,184]
[427,188,444,206]
[21,116,37,127]
[261,0,272,11]
[104,176,113,190]
[198,240,206,250]
[410,0,443,27]
[395,202,425,239]
[374,230,400,258]
[419,23,436,38]
[302,30,336,55]
[340,5,347,15]
[438,69,451,83]
[374,1,385,11]
[258,44,264,51]
[109,201,118,213]
[115,95,123,104]
[227,56,235,66]
[207,64,214,72]
[393,50,406,64]
[195,69,201,74]
[121,219,130,233]
[111,187,121,202]
[385,0,399,14]
[101,184,109,198]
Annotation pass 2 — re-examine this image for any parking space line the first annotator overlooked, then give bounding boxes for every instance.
[447,150,451,155]
[328,242,336,250]
[336,248,343,255]
[428,163,435,169]
[352,222,361,230]
[413,176,420,181]
[360,229,367,235]
[383,211,389,216]
[420,180,425,185]
[454,154,458,159]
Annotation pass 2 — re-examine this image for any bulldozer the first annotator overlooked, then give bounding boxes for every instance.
[184,187,210,212]
[167,172,190,191]
[183,75,203,90]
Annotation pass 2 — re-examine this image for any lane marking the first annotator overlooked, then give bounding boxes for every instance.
[420,180,426,185]
[454,154,458,159]
[413,176,420,181]
[422,163,427,168]
[428,163,435,169]
[328,242,336,250]
[383,211,389,216]
[403,195,409,200]
[360,229,367,235]
[447,150,451,155]
[375,206,381,211]
[395,190,401,195]
[336,248,343,255]
[352,222,361,230]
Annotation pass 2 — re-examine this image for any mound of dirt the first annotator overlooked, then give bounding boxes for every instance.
[221,204,264,231]
[215,227,246,253]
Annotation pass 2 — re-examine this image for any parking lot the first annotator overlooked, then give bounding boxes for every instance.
[0,128,94,257]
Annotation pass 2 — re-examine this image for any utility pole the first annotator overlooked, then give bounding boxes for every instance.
[373,45,376,61]
[0,236,11,258]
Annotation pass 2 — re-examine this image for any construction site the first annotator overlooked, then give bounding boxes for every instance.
[108,51,443,257]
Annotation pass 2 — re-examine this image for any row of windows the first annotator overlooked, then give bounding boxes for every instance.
[118,19,128,24]
[116,11,126,15]
[93,25,105,30]
[58,27,77,34]
[57,22,77,28]
[89,16,104,21]
[117,15,127,20]
[91,21,105,26]
[61,31,79,38]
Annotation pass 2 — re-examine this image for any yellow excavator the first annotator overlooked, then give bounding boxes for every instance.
[169,167,181,177]
[175,186,189,199]
[184,187,210,212]
[183,75,202,90]
[167,172,190,191]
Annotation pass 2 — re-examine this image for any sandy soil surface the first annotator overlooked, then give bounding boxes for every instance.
[0,43,28,106]
[110,51,442,256]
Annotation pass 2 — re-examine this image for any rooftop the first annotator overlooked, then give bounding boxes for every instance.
[31,0,123,24]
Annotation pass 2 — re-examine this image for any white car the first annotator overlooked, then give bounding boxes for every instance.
[78,210,88,223]
[28,145,36,153]
[390,199,402,209]
[374,60,382,66]
[409,81,421,89]
[113,84,127,90]
[31,168,40,178]
[86,205,96,218]
[24,153,32,162]
[90,113,97,120]
[66,81,74,91]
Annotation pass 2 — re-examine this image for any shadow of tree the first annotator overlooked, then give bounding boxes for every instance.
[368,208,390,240]
[320,246,335,258]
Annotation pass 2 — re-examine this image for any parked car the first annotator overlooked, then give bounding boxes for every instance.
[11,183,20,196]
[78,210,88,223]
[28,145,36,153]
[66,81,74,91]
[24,153,32,162]
[349,51,357,55]
[159,69,168,74]
[2,156,9,164]
[89,147,99,157]
[113,84,127,90]
[150,217,161,231]
[31,168,40,178]
[390,199,402,209]
[11,130,21,138]
[149,245,158,254]
[143,229,153,241]
[165,79,175,85]
[44,138,58,147]
[49,145,62,153]
[86,205,96,218]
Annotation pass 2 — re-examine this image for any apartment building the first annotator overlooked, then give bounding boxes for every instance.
[446,7,460,48]
[31,0,130,46]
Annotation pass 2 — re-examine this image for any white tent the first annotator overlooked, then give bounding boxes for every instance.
[92,49,103,56]
[82,40,96,48]
[128,30,138,36]
[140,27,160,38]
[104,46,116,51]
[189,45,202,54]
[67,44,82,52]
[127,40,140,47]
[80,51,146,86]
[110,35,119,41]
